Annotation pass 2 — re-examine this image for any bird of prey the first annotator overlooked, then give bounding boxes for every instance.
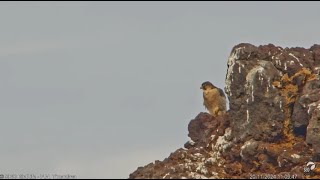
[200,81,227,117]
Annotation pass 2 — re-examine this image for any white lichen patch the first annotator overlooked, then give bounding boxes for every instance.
[251,85,254,102]
[211,135,215,141]
[195,162,208,175]
[214,135,231,152]
[237,61,244,74]
[246,109,250,123]
[279,71,283,76]
[209,130,232,166]
[267,77,271,93]
[291,154,300,159]
[278,158,282,168]
[224,128,232,140]
[242,140,252,149]
[170,167,176,173]
[289,53,303,66]
[204,157,216,165]
[189,172,207,179]
[280,100,283,112]
[180,152,186,159]
[163,173,170,179]
[245,64,266,102]
[184,162,192,171]
[194,153,203,157]
[240,140,252,159]
[210,144,222,163]
[189,154,197,161]
[258,73,264,85]
[315,67,320,74]
[189,140,195,146]
[225,47,245,97]
[275,58,282,67]
[308,106,311,114]
[284,62,287,70]
[307,102,318,114]
[290,60,295,65]
[209,172,219,179]
[240,139,258,160]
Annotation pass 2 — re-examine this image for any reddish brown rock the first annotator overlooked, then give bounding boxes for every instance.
[310,44,320,74]
[307,107,320,154]
[292,78,320,137]
[240,139,259,161]
[187,112,217,146]
[129,44,320,179]
[225,44,286,143]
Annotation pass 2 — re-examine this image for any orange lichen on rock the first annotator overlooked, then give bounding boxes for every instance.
[272,68,317,140]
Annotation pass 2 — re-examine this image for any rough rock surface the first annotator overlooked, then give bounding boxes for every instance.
[129,44,320,179]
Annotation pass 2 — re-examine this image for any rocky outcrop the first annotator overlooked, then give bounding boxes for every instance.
[129,43,320,179]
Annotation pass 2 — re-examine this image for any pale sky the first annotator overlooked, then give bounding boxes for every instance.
[0,1,319,178]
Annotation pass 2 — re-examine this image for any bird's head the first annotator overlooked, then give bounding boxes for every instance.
[200,81,216,90]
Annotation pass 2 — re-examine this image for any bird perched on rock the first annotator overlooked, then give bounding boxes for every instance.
[200,81,227,117]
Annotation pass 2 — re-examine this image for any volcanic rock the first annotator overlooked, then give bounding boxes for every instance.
[129,43,320,179]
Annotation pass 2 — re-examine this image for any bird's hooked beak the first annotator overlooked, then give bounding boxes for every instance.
[200,86,203,89]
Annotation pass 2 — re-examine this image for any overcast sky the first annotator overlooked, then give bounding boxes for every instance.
[0,1,319,178]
